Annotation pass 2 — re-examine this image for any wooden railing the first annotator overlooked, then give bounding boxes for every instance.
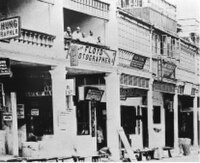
[13,29,56,47]
[71,0,109,12]
[65,0,110,20]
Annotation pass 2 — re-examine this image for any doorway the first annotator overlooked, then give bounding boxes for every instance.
[96,102,107,150]
[141,107,148,147]
[121,106,136,144]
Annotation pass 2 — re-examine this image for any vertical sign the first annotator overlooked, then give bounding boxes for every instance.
[0,83,5,111]
[0,58,11,75]
[0,16,20,40]
[91,100,96,137]
[69,45,78,66]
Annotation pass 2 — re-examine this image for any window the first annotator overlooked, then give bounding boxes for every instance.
[153,106,161,124]
[77,101,90,135]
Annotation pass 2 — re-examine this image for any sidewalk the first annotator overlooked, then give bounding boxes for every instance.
[151,148,200,162]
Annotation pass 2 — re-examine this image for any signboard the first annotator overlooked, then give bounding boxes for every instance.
[66,79,75,96]
[153,81,175,94]
[120,88,146,100]
[85,88,104,101]
[0,58,11,75]
[0,16,20,40]
[69,45,79,66]
[17,104,25,119]
[31,108,39,116]
[91,101,96,137]
[183,83,192,95]
[3,113,12,121]
[58,111,68,130]
[0,83,5,111]
[130,54,147,69]
[67,43,116,66]
[159,59,176,79]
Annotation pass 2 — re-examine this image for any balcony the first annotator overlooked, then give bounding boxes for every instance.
[0,29,56,64]
[12,28,56,48]
[64,0,110,20]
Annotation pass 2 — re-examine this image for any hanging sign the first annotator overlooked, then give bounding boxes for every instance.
[0,16,21,40]
[66,79,75,96]
[31,108,39,116]
[67,43,116,66]
[0,58,11,75]
[69,45,79,66]
[85,88,104,101]
[0,83,5,111]
[3,113,12,121]
[130,54,147,69]
[158,59,176,79]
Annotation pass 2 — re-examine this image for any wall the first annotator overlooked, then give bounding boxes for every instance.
[1,0,53,34]
[118,17,150,57]
[176,43,196,83]
[151,91,165,147]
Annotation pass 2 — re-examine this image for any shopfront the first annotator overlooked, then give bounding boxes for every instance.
[177,83,197,145]
[0,58,53,156]
[152,81,176,148]
[120,74,149,150]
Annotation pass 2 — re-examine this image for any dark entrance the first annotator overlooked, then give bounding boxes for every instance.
[96,102,107,150]
[164,94,174,147]
[121,106,136,144]
[141,107,148,147]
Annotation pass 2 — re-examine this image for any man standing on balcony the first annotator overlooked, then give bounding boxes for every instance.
[72,26,82,41]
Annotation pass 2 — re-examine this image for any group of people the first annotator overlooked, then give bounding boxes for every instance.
[64,26,102,45]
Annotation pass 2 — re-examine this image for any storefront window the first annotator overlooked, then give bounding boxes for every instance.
[77,101,90,135]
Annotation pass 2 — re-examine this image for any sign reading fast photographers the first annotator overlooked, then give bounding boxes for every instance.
[67,43,116,66]
[0,16,21,40]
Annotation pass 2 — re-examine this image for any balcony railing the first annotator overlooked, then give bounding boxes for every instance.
[12,29,56,48]
[64,0,110,20]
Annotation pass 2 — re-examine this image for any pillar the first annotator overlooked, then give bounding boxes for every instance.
[11,92,19,156]
[173,86,179,151]
[50,65,67,135]
[147,79,154,148]
[193,91,198,146]
[105,72,121,161]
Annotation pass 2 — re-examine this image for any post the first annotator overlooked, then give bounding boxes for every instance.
[173,86,179,152]
[105,71,121,161]
[193,91,198,146]
[50,65,67,135]
[147,79,154,148]
[11,92,19,156]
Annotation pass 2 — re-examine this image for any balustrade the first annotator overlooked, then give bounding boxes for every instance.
[13,29,56,48]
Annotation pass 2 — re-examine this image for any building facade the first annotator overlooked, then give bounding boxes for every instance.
[0,0,199,161]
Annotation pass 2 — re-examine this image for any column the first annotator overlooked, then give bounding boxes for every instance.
[11,92,19,156]
[147,79,154,148]
[193,90,198,146]
[50,65,67,135]
[173,86,179,151]
[51,0,65,59]
[105,72,121,161]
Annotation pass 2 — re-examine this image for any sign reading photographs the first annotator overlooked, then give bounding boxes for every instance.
[130,54,147,69]
[67,43,116,66]
[0,17,20,40]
